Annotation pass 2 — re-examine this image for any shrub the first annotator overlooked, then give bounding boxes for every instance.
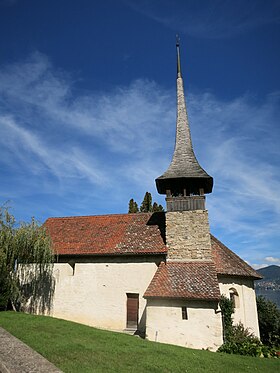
[218,323,278,358]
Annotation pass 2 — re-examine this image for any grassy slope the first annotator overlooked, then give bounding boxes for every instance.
[0,312,279,373]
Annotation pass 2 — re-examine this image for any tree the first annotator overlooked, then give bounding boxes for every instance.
[128,199,139,213]
[128,192,164,213]
[152,202,164,212]
[257,296,280,347]
[0,205,53,311]
[140,192,153,212]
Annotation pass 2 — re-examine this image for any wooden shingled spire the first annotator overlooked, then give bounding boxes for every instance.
[156,37,213,199]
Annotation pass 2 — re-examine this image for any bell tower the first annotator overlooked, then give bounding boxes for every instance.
[156,37,213,261]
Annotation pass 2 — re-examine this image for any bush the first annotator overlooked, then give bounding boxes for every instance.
[218,323,278,358]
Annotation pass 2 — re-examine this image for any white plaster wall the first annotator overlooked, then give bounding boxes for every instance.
[145,299,223,351]
[50,262,157,332]
[218,276,260,338]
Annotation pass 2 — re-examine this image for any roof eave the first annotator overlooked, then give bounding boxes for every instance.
[144,295,220,301]
[155,176,213,194]
[55,250,167,257]
[217,272,263,280]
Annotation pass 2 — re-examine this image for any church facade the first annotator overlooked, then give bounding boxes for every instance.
[32,40,261,351]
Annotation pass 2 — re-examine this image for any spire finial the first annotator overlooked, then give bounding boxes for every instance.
[176,34,181,78]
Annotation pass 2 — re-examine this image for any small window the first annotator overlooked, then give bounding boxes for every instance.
[182,306,188,320]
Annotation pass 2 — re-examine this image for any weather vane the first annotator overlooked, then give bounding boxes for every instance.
[176,34,181,77]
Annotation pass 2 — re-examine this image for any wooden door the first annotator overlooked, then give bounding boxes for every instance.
[126,293,139,329]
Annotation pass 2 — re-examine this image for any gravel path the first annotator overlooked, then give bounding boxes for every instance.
[0,327,62,373]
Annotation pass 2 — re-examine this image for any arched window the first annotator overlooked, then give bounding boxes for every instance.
[229,288,239,308]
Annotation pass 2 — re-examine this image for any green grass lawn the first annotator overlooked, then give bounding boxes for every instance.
[0,312,279,373]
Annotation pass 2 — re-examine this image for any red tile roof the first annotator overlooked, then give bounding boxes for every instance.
[144,261,220,300]
[45,212,260,280]
[211,235,262,279]
[45,213,167,256]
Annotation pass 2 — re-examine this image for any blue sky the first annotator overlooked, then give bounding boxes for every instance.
[0,0,279,269]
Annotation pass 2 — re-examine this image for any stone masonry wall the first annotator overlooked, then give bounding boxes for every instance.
[166,210,212,260]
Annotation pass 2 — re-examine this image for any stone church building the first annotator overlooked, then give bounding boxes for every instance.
[39,41,261,351]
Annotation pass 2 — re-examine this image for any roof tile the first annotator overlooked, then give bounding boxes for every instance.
[144,261,220,300]
[211,235,262,279]
[45,212,260,280]
[45,213,167,256]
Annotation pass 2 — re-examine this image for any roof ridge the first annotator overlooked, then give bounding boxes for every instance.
[45,212,153,221]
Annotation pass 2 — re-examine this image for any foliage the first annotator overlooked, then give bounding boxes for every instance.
[152,202,164,212]
[0,206,53,311]
[0,273,11,310]
[128,192,164,213]
[257,296,280,348]
[140,192,153,212]
[1,312,280,373]
[218,296,276,358]
[128,199,139,213]
[219,295,234,341]
[218,323,278,358]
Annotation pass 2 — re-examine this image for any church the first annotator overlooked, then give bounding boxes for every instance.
[35,40,261,351]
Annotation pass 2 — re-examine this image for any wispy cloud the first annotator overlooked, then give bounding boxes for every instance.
[0,52,279,266]
[251,256,280,269]
[0,53,174,215]
[264,256,280,264]
[126,0,280,39]
[186,90,280,263]
[0,115,107,185]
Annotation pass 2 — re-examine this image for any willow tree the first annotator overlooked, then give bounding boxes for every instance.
[0,206,54,312]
